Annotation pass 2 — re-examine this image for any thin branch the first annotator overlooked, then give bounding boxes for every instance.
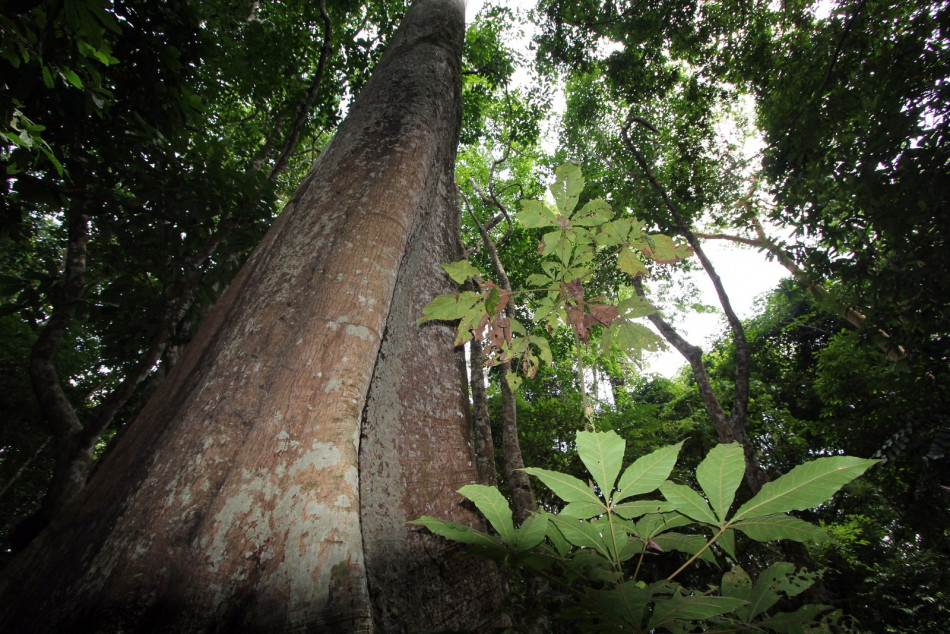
[267,0,333,181]
[621,112,752,446]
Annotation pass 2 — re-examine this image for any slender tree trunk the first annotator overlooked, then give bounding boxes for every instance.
[464,189,536,522]
[0,2,499,631]
[468,335,499,486]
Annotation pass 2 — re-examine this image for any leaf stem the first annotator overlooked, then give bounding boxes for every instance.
[667,526,727,582]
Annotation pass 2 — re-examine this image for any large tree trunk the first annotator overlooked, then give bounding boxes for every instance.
[0,1,499,631]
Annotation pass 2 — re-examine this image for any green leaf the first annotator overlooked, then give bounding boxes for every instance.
[718,528,736,558]
[409,517,504,553]
[512,512,548,552]
[733,514,828,543]
[614,442,683,502]
[540,230,560,257]
[576,430,625,497]
[550,162,584,215]
[648,594,748,629]
[522,467,602,505]
[733,456,878,520]
[441,260,481,284]
[642,234,693,264]
[635,512,693,539]
[616,295,656,318]
[41,65,55,89]
[548,514,609,556]
[756,604,832,632]
[615,321,664,354]
[544,514,572,556]
[653,532,716,563]
[529,335,553,365]
[572,198,612,226]
[696,443,745,522]
[612,500,673,519]
[560,500,608,519]
[721,565,752,601]
[516,199,557,227]
[617,247,648,276]
[484,287,501,316]
[740,562,818,621]
[660,482,719,526]
[62,68,84,90]
[458,484,515,543]
[418,291,481,324]
[505,372,522,391]
[524,273,553,288]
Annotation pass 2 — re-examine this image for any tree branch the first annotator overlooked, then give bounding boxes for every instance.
[267,0,333,181]
[621,112,752,453]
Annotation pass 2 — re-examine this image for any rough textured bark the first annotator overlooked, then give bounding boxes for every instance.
[0,1,498,630]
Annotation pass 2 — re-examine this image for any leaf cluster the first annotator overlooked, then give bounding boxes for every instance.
[414,430,875,631]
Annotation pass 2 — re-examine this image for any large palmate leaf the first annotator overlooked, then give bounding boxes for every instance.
[734,456,878,520]
[522,467,602,505]
[576,430,625,496]
[560,500,608,519]
[614,441,683,502]
[458,484,515,543]
[696,442,745,522]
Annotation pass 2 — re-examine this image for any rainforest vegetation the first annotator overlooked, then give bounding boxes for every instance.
[1,0,947,630]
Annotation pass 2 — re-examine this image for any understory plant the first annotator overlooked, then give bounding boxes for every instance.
[413,430,876,631]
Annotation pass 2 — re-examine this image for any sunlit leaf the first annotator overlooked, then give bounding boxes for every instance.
[617,247,648,276]
[572,198,612,226]
[550,162,584,215]
[441,260,481,284]
[418,291,481,324]
[516,198,557,227]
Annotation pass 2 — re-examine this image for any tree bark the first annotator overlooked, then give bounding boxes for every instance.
[0,1,499,631]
